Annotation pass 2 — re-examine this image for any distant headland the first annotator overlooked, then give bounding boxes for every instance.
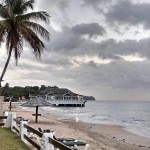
[0,84,96,101]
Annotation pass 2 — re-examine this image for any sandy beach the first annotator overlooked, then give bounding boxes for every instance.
[3,103,150,150]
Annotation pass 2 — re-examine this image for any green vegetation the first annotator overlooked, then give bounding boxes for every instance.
[0,128,30,150]
[0,84,58,100]
[0,84,95,100]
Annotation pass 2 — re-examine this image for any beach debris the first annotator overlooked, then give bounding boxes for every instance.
[120,139,125,142]
[112,136,117,140]
[139,145,145,147]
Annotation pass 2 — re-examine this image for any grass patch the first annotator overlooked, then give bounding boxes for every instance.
[0,128,31,150]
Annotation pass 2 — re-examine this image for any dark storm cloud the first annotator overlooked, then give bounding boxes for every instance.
[10,23,150,70]
[72,23,106,37]
[50,26,84,52]
[105,1,150,29]
[48,25,102,54]
[48,24,150,60]
[96,38,150,59]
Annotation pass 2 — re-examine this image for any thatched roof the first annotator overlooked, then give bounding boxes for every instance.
[21,98,52,107]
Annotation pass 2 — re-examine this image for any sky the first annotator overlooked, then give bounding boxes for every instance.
[1,0,150,100]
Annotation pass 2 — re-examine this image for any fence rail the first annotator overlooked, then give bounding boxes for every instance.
[0,122,4,126]
[49,137,72,150]
[24,124,43,138]
[24,124,72,150]
[0,116,7,119]
[24,134,41,150]
[3,113,76,150]
[12,126,20,134]
[0,116,7,127]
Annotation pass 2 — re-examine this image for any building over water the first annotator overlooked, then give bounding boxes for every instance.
[30,87,86,107]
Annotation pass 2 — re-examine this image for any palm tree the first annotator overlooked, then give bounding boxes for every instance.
[0,0,50,87]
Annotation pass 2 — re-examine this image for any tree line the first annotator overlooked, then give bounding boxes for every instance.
[0,83,95,101]
[0,83,57,100]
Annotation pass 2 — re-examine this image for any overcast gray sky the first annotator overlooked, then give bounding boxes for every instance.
[1,0,150,100]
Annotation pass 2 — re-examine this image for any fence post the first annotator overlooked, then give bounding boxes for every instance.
[0,96,4,116]
[4,112,12,128]
[3,111,8,125]
[20,121,28,144]
[41,133,54,150]
[11,112,16,132]
[3,112,16,129]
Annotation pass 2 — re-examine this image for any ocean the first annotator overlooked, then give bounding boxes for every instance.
[38,101,150,139]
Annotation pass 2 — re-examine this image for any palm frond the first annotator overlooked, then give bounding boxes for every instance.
[16,11,50,24]
[0,4,9,18]
[6,31,13,54]
[13,30,23,63]
[0,20,10,45]
[0,19,11,28]
[11,0,23,15]
[20,26,45,58]
[0,20,7,28]
[13,38,23,65]
[22,21,50,40]
[6,28,23,64]
[0,29,5,45]
[12,0,34,15]
[20,0,34,11]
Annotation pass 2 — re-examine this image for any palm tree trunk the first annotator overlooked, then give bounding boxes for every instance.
[0,45,13,87]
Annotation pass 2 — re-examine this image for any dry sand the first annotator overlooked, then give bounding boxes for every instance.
[3,103,150,150]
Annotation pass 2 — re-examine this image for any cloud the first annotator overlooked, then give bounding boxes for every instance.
[44,24,150,61]
[72,23,106,37]
[35,0,71,29]
[82,0,112,13]
[94,38,150,60]
[2,0,150,100]
[19,58,150,91]
[49,26,84,52]
[105,0,150,29]
[36,0,69,13]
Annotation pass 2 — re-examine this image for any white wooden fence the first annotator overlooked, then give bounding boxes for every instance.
[2,112,73,150]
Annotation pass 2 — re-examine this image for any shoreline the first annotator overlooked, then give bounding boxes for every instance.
[3,104,150,150]
[55,115,150,145]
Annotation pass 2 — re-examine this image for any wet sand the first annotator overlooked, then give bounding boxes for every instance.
[3,103,150,150]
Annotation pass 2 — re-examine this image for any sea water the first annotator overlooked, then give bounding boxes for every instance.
[39,101,150,139]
